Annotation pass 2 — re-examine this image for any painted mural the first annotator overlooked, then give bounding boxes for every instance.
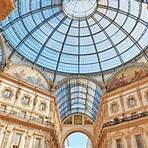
[74,115,82,125]
[107,66,148,92]
[4,65,49,90]
[63,116,73,124]
[84,117,93,125]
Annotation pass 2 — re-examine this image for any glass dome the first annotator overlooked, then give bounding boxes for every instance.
[1,0,148,74]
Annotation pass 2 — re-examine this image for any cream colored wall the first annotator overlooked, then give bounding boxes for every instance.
[0,78,53,124]
[106,82,148,121]
[0,119,57,148]
[0,74,62,148]
[106,125,148,148]
[94,77,148,148]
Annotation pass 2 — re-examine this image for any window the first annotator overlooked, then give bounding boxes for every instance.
[128,98,136,108]
[34,138,41,148]
[116,139,122,148]
[39,116,44,123]
[21,96,30,105]
[40,102,46,111]
[1,104,7,112]
[12,133,22,148]
[3,132,9,148]
[3,89,13,99]
[135,134,144,148]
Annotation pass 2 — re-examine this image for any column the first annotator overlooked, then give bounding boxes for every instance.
[20,131,27,148]
[41,137,45,148]
[136,89,145,112]
[125,136,131,148]
[143,132,148,148]
[29,133,34,148]
[5,129,14,148]
[0,127,7,146]
[123,137,128,148]
[112,139,117,148]
[46,135,51,148]
[131,135,137,148]
[107,139,112,148]
[44,140,48,148]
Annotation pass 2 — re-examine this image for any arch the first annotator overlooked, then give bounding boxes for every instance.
[4,64,51,90]
[57,75,103,87]
[106,63,148,92]
[62,128,94,148]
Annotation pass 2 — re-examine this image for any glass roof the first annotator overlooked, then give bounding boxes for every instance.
[63,0,97,19]
[1,0,148,74]
[56,78,102,121]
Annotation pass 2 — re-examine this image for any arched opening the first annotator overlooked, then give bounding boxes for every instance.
[63,132,93,148]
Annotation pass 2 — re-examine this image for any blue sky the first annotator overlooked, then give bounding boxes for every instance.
[64,132,90,148]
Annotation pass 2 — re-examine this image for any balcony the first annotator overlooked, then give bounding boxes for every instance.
[0,107,54,127]
[103,112,148,127]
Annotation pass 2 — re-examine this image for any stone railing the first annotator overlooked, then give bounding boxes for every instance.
[103,111,148,127]
[0,108,54,127]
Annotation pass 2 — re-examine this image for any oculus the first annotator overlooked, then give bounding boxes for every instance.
[62,0,97,19]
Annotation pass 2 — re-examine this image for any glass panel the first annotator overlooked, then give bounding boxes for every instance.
[56,78,102,121]
[1,0,147,74]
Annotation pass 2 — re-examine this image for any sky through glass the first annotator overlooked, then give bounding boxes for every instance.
[1,0,148,74]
